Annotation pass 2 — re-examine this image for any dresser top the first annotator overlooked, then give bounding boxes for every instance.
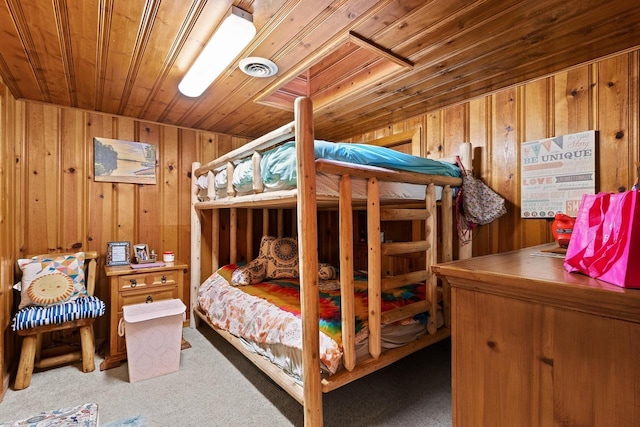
[433,243,640,323]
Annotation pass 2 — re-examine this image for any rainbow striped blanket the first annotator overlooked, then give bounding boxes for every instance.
[197,264,426,374]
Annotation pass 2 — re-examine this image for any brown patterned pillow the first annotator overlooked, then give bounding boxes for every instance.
[231,258,267,286]
[259,235,275,257]
[318,263,337,280]
[245,236,336,282]
[265,237,299,279]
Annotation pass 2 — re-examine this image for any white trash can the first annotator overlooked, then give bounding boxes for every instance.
[118,298,186,382]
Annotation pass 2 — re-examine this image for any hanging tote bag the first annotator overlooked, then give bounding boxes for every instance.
[564,191,640,288]
[455,157,507,226]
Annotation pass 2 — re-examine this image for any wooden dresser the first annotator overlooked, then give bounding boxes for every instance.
[100,261,188,370]
[432,244,640,427]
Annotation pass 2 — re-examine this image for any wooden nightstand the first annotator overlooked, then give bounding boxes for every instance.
[100,261,188,371]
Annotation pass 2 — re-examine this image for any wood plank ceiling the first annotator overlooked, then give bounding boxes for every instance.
[1,0,640,141]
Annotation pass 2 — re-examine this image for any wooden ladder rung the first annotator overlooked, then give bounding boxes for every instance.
[381,270,430,291]
[381,300,430,325]
[381,240,430,256]
[380,208,430,221]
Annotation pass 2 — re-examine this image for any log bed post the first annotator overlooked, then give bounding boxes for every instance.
[212,210,219,271]
[367,177,382,359]
[206,171,215,200]
[262,208,269,236]
[458,142,473,260]
[190,162,202,328]
[247,209,254,260]
[277,209,284,237]
[441,185,453,263]
[426,183,438,334]
[226,162,236,198]
[292,209,297,239]
[339,174,355,371]
[252,151,263,193]
[230,208,237,264]
[295,96,322,426]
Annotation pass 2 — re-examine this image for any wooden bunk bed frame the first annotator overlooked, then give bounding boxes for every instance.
[190,96,470,426]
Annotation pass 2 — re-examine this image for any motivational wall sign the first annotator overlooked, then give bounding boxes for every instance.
[521,130,597,218]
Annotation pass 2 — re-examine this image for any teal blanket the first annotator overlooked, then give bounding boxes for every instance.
[256,140,460,189]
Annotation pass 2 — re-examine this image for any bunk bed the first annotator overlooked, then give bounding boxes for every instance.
[190,97,472,426]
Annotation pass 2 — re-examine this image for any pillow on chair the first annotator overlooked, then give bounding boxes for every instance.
[27,270,75,306]
[12,296,105,331]
[17,252,87,309]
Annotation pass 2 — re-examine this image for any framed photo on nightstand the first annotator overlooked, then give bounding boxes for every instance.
[133,244,149,262]
[106,241,131,266]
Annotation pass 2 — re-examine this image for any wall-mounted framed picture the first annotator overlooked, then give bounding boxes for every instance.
[94,137,157,185]
[521,130,597,218]
[106,241,131,266]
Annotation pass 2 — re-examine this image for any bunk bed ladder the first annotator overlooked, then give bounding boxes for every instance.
[366,182,443,360]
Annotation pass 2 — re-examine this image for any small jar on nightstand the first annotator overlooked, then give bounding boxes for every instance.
[163,251,175,263]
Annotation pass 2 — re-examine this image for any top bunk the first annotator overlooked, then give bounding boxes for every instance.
[191,100,470,211]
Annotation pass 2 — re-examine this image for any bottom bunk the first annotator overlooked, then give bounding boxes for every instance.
[194,259,451,400]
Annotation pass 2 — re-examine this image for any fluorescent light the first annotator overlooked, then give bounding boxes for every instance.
[178,6,256,97]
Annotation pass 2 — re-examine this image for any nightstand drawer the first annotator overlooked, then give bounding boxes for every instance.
[117,271,178,291]
[119,286,178,307]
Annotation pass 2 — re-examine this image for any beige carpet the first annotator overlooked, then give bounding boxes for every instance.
[0,326,452,426]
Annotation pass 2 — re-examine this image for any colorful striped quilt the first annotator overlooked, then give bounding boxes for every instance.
[197,264,427,374]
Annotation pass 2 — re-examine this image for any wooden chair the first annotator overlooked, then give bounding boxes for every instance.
[13,251,102,390]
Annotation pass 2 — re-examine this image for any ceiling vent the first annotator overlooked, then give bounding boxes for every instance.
[239,57,278,77]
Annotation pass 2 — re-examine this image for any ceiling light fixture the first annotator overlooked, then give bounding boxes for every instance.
[178,6,256,97]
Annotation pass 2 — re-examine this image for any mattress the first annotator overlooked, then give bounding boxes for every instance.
[196,140,459,201]
[200,170,441,201]
[315,172,443,201]
[197,264,440,382]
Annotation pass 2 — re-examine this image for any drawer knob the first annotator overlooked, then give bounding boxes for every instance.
[145,295,153,303]
[130,279,137,288]
[161,275,167,284]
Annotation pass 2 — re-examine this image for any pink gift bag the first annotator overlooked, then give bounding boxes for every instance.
[564,191,640,288]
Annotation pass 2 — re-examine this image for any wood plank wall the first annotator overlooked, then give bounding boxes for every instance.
[7,98,249,349]
[0,74,18,399]
[349,51,640,257]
